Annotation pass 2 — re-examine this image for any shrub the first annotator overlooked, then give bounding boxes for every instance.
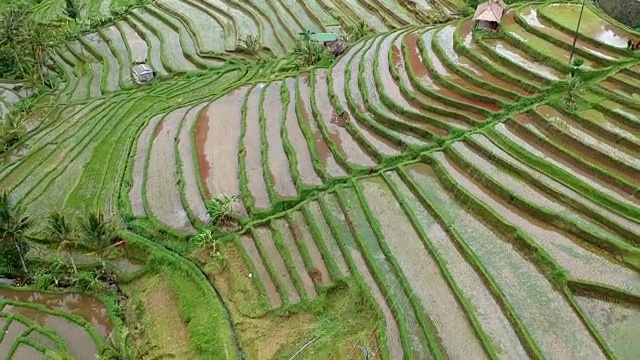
[240,34,262,55]
[205,194,237,226]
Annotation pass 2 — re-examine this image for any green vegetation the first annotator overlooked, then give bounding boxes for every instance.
[1,0,639,359]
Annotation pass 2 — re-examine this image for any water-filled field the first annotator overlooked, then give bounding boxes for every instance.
[1,0,639,358]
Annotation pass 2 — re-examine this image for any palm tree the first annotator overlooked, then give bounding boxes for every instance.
[0,191,32,273]
[44,211,79,275]
[77,210,116,268]
[100,327,169,360]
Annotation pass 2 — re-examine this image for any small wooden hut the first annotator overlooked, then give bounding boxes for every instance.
[310,32,347,55]
[473,0,506,31]
[132,64,154,84]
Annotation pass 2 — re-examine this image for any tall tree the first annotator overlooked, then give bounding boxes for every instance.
[0,192,32,273]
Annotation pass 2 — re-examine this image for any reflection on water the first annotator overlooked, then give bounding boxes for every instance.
[1,287,113,359]
[0,287,112,337]
[594,27,628,48]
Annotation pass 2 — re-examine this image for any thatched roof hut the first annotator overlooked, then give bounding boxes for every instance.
[473,0,506,30]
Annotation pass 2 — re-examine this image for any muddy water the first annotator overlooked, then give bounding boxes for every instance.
[404,31,434,86]
[146,106,193,232]
[494,123,639,206]
[197,86,249,214]
[178,103,210,222]
[400,30,484,125]
[354,36,420,149]
[305,200,350,278]
[253,227,300,303]
[387,171,529,358]
[436,25,520,103]
[0,320,28,355]
[340,38,402,154]
[575,296,640,359]
[535,106,640,175]
[14,343,42,359]
[1,288,112,338]
[238,235,282,308]
[272,219,317,298]
[360,177,488,359]
[288,211,331,285]
[459,19,475,49]
[442,25,531,97]
[443,144,640,295]
[262,82,297,198]
[380,32,449,137]
[4,303,99,359]
[315,69,376,167]
[488,40,560,80]
[407,163,608,360]
[295,76,346,177]
[426,28,500,113]
[283,78,323,186]
[244,84,272,209]
[395,33,473,129]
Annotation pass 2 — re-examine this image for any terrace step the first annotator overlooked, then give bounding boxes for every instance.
[404,162,609,359]
[441,141,640,294]
[320,193,403,359]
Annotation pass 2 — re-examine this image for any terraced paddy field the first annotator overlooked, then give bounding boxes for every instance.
[0,285,112,359]
[1,0,639,359]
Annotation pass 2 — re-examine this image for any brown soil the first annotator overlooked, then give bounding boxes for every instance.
[404,32,428,79]
[309,268,323,283]
[194,103,211,198]
[126,273,198,360]
[331,111,348,127]
[178,103,210,221]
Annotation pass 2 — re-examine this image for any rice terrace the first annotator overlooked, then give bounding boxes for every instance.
[0,0,638,358]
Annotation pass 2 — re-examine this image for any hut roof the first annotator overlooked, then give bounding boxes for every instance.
[310,32,338,42]
[473,0,506,23]
[132,63,152,75]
